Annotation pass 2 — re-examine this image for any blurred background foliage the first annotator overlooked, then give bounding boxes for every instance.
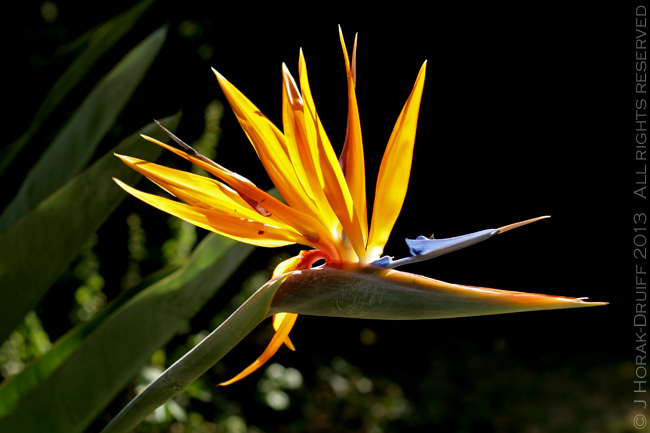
[0,1,629,432]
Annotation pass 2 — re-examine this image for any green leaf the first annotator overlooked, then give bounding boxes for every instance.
[0,263,179,418]
[0,233,256,433]
[0,0,156,177]
[0,114,180,346]
[100,274,287,433]
[0,25,167,233]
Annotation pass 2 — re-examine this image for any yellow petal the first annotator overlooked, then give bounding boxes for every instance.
[298,50,366,261]
[281,64,340,234]
[139,134,341,259]
[269,250,329,352]
[114,178,309,248]
[272,254,304,279]
[270,254,303,351]
[213,69,320,220]
[338,27,368,244]
[367,61,427,260]
[272,312,297,351]
[218,312,298,386]
[115,154,294,229]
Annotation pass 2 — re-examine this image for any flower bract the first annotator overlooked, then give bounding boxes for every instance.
[114,27,605,386]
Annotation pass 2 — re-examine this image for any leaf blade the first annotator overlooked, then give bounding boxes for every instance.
[0,114,180,345]
[0,264,179,418]
[0,25,167,233]
[99,274,287,433]
[0,234,257,433]
[0,0,156,177]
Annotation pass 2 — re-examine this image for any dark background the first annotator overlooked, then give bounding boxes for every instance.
[4,2,629,432]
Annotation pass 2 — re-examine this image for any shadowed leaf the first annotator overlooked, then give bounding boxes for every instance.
[99,273,287,433]
[0,232,255,433]
[0,264,179,418]
[0,25,166,233]
[0,114,180,346]
[0,0,156,178]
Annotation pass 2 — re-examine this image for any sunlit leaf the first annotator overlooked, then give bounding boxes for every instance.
[0,114,179,346]
[0,264,179,418]
[99,273,287,433]
[0,233,255,433]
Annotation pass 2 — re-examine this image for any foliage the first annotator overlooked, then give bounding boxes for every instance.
[1,3,624,433]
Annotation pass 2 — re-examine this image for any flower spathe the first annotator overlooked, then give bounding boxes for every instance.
[114,27,604,386]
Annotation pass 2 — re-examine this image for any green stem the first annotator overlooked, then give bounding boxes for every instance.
[100,275,287,433]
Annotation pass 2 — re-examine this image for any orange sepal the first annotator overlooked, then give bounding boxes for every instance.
[217,313,298,386]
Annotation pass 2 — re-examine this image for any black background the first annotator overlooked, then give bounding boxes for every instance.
[4,1,629,431]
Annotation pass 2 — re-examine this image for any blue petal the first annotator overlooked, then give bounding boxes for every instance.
[371,228,498,269]
[370,216,549,269]
[371,256,394,267]
[405,229,497,257]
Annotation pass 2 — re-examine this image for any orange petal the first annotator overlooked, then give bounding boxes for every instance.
[273,312,297,351]
[269,250,329,351]
[139,134,341,259]
[114,178,311,248]
[367,61,427,260]
[213,69,319,220]
[281,64,340,234]
[298,50,366,261]
[338,27,368,243]
[271,255,303,350]
[115,154,294,229]
[218,312,298,386]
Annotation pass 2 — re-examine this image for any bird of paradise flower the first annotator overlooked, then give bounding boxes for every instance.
[113,27,605,387]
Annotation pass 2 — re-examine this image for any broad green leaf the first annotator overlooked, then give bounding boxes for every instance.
[0,233,256,433]
[100,274,287,433]
[0,263,179,418]
[0,0,156,177]
[0,114,180,345]
[0,25,167,233]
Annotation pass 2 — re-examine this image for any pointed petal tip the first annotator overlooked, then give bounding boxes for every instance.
[497,215,550,234]
[555,296,607,307]
[216,313,298,386]
[140,134,163,145]
[583,300,609,306]
[211,67,225,82]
